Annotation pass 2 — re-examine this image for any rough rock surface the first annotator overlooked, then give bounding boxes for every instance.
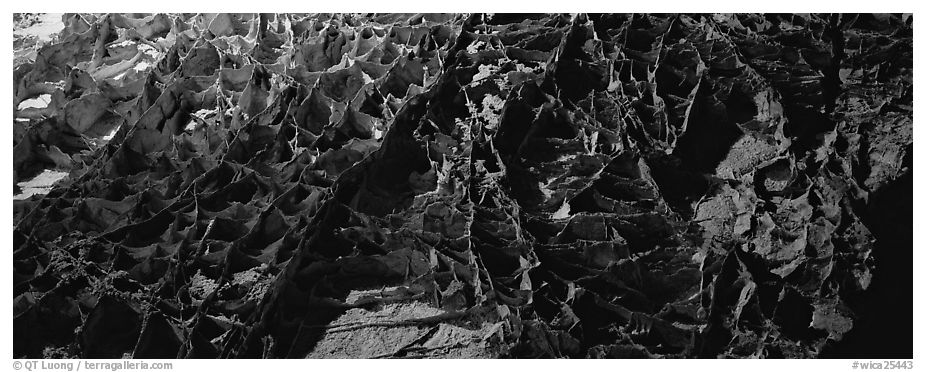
[12,13,912,359]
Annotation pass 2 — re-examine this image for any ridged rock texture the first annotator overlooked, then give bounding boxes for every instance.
[12,13,912,359]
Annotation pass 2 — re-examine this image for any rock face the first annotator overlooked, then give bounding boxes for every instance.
[12,13,912,359]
